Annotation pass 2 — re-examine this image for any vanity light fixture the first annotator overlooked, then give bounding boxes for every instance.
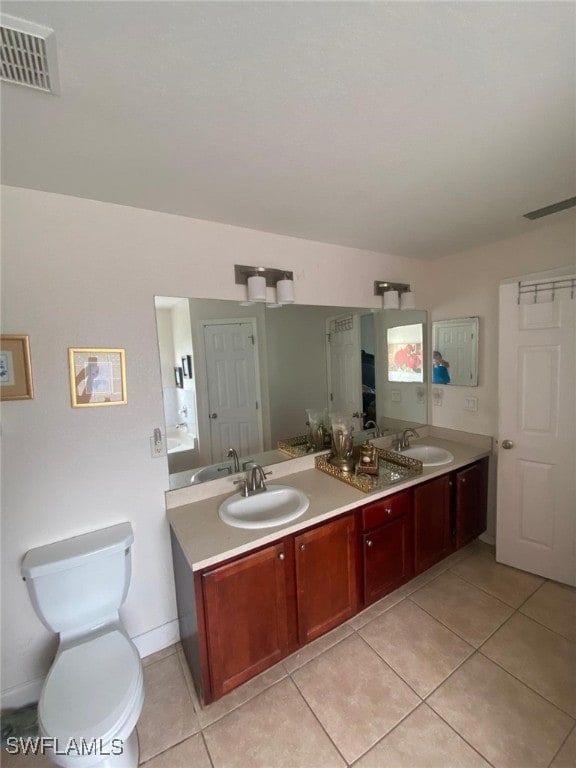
[374,281,415,310]
[235,265,295,306]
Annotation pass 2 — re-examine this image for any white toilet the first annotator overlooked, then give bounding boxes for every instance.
[21,523,144,768]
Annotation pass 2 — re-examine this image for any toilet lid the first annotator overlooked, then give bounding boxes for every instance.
[40,630,142,746]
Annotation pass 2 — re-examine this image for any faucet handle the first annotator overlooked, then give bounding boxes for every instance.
[233,478,249,497]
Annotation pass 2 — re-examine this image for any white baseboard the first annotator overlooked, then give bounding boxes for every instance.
[1,620,181,711]
[1,677,43,710]
[132,619,180,660]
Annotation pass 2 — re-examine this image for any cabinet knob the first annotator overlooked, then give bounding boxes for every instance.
[299,543,306,552]
[385,507,392,515]
[461,478,466,484]
[366,540,373,548]
[278,552,285,561]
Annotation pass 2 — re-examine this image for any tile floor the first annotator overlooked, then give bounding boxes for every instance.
[4,540,575,768]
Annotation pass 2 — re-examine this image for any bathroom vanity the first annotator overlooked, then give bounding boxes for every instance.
[167,433,490,704]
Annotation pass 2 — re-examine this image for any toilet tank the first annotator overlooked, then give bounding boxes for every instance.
[21,523,134,637]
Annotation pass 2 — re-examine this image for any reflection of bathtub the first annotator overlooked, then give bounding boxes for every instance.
[166,427,196,454]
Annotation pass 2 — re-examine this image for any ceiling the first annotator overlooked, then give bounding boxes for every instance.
[1,1,575,259]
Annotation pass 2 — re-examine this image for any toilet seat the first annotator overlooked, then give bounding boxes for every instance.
[39,630,143,750]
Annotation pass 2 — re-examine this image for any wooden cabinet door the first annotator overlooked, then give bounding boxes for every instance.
[363,514,414,604]
[295,515,358,645]
[455,459,488,548]
[414,474,453,574]
[202,541,290,700]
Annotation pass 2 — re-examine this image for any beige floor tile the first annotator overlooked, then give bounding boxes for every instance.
[359,599,474,696]
[481,613,576,717]
[520,581,576,641]
[428,653,574,768]
[194,659,287,728]
[354,703,491,768]
[203,677,346,768]
[292,633,419,763]
[410,572,514,647]
[550,726,576,768]
[347,588,408,630]
[283,623,353,673]
[142,642,180,668]
[1,746,53,767]
[140,732,211,767]
[400,562,449,596]
[450,552,544,607]
[137,653,200,762]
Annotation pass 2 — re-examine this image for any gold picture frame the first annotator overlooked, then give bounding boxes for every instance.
[69,348,127,407]
[0,335,34,400]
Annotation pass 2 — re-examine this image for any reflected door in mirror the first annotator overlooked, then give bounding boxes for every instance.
[432,317,479,386]
[204,321,263,462]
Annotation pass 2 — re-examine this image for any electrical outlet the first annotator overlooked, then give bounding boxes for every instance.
[150,432,166,458]
[432,388,443,406]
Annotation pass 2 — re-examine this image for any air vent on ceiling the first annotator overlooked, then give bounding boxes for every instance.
[523,196,576,220]
[0,13,60,94]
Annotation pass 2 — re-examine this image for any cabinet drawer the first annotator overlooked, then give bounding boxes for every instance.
[360,490,411,531]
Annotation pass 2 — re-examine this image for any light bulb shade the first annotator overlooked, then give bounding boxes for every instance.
[383,290,400,310]
[276,277,295,304]
[400,290,415,310]
[247,274,267,302]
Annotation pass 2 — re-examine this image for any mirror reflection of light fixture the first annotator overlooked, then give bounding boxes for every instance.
[374,281,415,310]
[235,265,295,306]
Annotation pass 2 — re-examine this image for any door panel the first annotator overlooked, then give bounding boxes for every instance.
[497,277,575,585]
[326,314,363,427]
[203,322,262,462]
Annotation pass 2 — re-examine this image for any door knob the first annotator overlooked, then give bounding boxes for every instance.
[501,439,514,449]
[209,413,218,419]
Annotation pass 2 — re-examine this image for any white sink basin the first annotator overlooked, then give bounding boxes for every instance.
[401,445,454,467]
[191,462,232,484]
[219,485,310,529]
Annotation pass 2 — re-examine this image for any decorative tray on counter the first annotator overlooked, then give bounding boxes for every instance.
[277,435,311,457]
[315,447,423,493]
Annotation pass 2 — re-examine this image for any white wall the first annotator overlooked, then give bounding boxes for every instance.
[420,216,576,437]
[2,184,573,705]
[1,185,421,705]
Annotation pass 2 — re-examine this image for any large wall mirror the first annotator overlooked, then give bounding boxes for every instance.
[155,297,428,489]
[432,317,479,386]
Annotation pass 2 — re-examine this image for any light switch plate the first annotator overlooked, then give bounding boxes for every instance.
[150,433,167,457]
[391,389,401,402]
[464,396,478,412]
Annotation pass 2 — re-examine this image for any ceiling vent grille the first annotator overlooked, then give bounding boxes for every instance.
[523,196,576,220]
[0,14,59,94]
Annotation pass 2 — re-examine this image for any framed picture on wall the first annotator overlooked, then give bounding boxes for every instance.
[0,334,34,400]
[181,354,192,378]
[174,366,184,388]
[68,348,127,407]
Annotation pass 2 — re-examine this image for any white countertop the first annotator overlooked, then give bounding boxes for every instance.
[168,432,492,573]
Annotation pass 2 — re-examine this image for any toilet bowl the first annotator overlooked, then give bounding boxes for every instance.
[21,524,144,767]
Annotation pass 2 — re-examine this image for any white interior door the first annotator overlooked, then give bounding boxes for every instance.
[497,275,576,585]
[203,321,263,463]
[326,314,363,429]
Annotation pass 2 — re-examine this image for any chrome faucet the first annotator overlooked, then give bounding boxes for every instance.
[364,420,381,437]
[233,464,271,497]
[399,428,419,450]
[227,447,240,473]
[248,464,271,495]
